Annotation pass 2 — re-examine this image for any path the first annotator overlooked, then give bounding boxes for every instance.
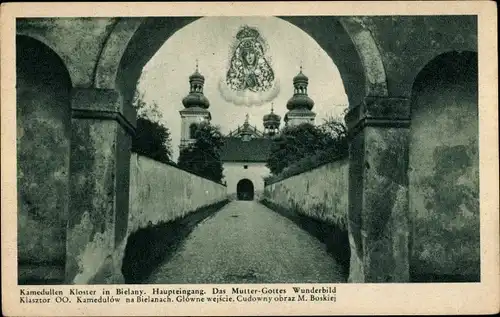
[146,201,345,284]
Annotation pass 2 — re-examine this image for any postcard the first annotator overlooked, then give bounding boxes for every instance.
[1,1,498,316]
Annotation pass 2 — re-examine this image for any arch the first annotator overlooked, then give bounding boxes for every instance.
[410,51,478,100]
[408,49,479,100]
[237,179,254,201]
[94,17,145,89]
[15,32,75,87]
[16,35,72,284]
[94,16,387,109]
[408,50,479,281]
[112,17,198,108]
[337,17,388,97]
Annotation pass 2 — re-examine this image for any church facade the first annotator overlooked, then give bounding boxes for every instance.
[220,115,274,200]
[179,65,316,200]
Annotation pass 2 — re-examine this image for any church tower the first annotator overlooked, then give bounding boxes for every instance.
[263,103,281,137]
[179,62,211,150]
[284,66,316,127]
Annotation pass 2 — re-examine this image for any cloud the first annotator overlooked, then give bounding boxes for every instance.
[218,78,280,107]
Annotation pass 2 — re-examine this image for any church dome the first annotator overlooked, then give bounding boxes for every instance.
[263,111,281,123]
[293,70,308,83]
[189,69,205,83]
[182,93,210,109]
[286,94,314,110]
[287,67,314,110]
[263,106,281,127]
[183,63,209,109]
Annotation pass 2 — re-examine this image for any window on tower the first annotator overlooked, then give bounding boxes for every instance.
[189,123,198,138]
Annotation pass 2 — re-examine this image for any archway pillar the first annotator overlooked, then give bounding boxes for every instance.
[66,88,136,284]
[345,96,411,282]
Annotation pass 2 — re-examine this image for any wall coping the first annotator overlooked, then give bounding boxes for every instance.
[131,152,227,187]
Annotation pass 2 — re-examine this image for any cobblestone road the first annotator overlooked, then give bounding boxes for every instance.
[146,201,345,284]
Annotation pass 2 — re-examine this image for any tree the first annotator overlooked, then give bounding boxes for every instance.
[133,91,163,123]
[317,116,349,156]
[266,118,348,175]
[131,91,172,163]
[177,122,224,183]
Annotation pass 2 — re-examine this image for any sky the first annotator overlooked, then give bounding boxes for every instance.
[137,16,349,161]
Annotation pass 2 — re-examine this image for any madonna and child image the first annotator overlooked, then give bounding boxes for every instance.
[219,25,280,106]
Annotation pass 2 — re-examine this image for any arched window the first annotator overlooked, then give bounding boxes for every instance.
[189,123,198,139]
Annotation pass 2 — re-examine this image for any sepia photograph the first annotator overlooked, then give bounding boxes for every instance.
[1,1,498,316]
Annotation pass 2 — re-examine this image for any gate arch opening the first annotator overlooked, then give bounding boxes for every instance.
[101,15,385,281]
[237,179,254,201]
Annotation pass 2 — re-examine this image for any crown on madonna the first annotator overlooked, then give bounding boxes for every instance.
[236,26,260,40]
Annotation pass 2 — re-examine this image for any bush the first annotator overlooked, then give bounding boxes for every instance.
[132,117,172,164]
[131,90,173,164]
[264,147,348,185]
[265,117,348,184]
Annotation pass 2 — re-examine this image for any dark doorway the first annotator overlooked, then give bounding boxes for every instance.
[237,179,254,201]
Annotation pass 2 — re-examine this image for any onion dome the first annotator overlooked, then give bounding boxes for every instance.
[189,68,205,83]
[263,103,281,129]
[293,70,309,84]
[286,94,314,110]
[287,67,314,110]
[182,62,210,109]
[182,93,210,109]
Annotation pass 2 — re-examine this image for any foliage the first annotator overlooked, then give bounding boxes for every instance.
[133,91,163,124]
[266,117,348,175]
[264,148,348,185]
[131,91,173,163]
[177,122,224,183]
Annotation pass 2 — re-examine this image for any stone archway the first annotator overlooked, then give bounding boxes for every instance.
[237,179,254,201]
[93,15,388,284]
[94,16,388,110]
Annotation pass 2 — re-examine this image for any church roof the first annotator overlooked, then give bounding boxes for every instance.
[220,137,273,162]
